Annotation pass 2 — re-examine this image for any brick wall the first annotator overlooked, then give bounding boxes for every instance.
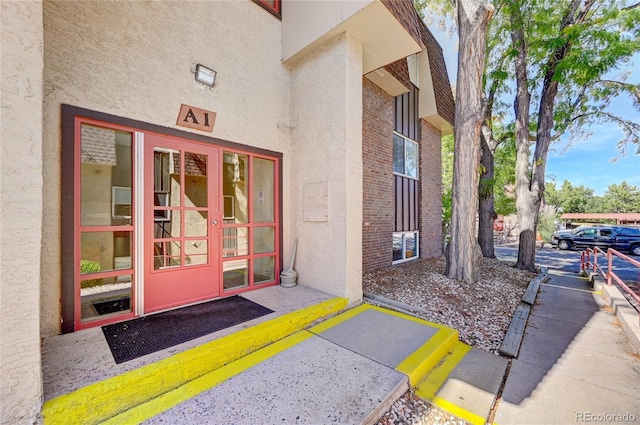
[420,119,443,258]
[362,79,394,272]
[363,81,444,272]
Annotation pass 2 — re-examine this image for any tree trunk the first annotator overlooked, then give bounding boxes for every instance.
[478,129,496,258]
[510,0,592,271]
[510,5,537,271]
[446,0,494,283]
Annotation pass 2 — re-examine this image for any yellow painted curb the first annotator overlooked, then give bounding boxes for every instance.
[308,303,368,333]
[102,331,313,424]
[429,395,488,425]
[42,297,347,425]
[310,303,452,334]
[396,327,459,386]
[415,342,486,425]
[415,342,471,400]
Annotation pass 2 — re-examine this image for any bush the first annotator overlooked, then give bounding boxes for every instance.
[538,205,558,243]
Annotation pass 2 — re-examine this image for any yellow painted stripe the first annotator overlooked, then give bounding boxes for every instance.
[308,303,368,333]
[414,342,486,425]
[429,395,488,425]
[42,297,347,425]
[102,331,313,424]
[415,342,471,400]
[310,303,451,335]
[396,327,459,386]
[363,304,450,329]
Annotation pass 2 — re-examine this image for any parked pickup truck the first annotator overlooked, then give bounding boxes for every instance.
[550,226,640,255]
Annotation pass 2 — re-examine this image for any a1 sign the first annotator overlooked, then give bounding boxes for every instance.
[176,104,216,133]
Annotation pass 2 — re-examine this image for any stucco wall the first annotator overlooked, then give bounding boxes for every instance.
[289,34,363,301]
[41,1,291,335]
[1,1,45,423]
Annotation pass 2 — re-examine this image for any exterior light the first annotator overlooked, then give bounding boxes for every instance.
[194,64,216,87]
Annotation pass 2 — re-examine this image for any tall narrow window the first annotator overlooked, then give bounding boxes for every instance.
[79,123,134,323]
[222,152,278,290]
[393,85,420,263]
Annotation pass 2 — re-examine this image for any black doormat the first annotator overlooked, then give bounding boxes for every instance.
[101,296,274,364]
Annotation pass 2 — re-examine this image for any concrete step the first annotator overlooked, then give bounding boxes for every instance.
[41,297,348,425]
[43,300,479,425]
[416,341,509,425]
[140,304,463,424]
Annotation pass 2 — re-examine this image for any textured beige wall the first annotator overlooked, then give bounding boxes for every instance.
[41,1,291,335]
[289,34,363,301]
[1,1,45,423]
[282,0,369,62]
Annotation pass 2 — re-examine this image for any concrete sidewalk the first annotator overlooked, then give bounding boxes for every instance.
[42,269,640,425]
[494,270,640,425]
[137,305,506,425]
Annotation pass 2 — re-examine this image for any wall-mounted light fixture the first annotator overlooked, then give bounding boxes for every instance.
[193,64,217,87]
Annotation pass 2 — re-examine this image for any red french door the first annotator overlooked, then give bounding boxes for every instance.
[144,134,221,313]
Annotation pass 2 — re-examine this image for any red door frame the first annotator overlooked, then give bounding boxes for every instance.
[143,133,222,313]
[62,105,282,332]
[74,117,137,330]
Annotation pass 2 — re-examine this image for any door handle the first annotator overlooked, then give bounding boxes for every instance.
[211,219,218,225]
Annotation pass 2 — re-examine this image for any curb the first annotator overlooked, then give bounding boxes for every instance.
[589,272,640,353]
[42,297,348,425]
[498,268,549,358]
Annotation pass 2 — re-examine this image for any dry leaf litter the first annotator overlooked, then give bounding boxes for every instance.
[364,256,537,425]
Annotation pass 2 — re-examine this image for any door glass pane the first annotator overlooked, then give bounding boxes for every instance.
[393,134,404,174]
[155,211,180,237]
[405,141,418,178]
[223,227,249,257]
[184,152,207,208]
[185,239,208,266]
[254,256,275,285]
[254,226,275,254]
[223,152,248,223]
[154,150,172,193]
[81,124,132,226]
[81,232,132,273]
[185,210,208,237]
[81,275,132,322]
[154,241,181,270]
[253,158,275,223]
[223,259,248,290]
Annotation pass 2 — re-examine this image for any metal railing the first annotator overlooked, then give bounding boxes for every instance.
[580,246,640,324]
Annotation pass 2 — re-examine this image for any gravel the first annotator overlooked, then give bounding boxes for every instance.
[363,255,537,425]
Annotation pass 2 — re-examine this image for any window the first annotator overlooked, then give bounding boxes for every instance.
[78,123,134,324]
[393,232,419,263]
[253,0,281,18]
[393,132,419,179]
[392,85,420,264]
[618,228,640,236]
[222,152,278,290]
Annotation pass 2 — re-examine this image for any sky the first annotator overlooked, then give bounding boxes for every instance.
[429,27,640,197]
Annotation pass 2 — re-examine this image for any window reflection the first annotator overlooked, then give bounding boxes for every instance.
[223,153,248,223]
[81,125,132,226]
[223,260,248,290]
[80,275,132,322]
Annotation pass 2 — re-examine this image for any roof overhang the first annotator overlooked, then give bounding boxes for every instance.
[282,0,422,74]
